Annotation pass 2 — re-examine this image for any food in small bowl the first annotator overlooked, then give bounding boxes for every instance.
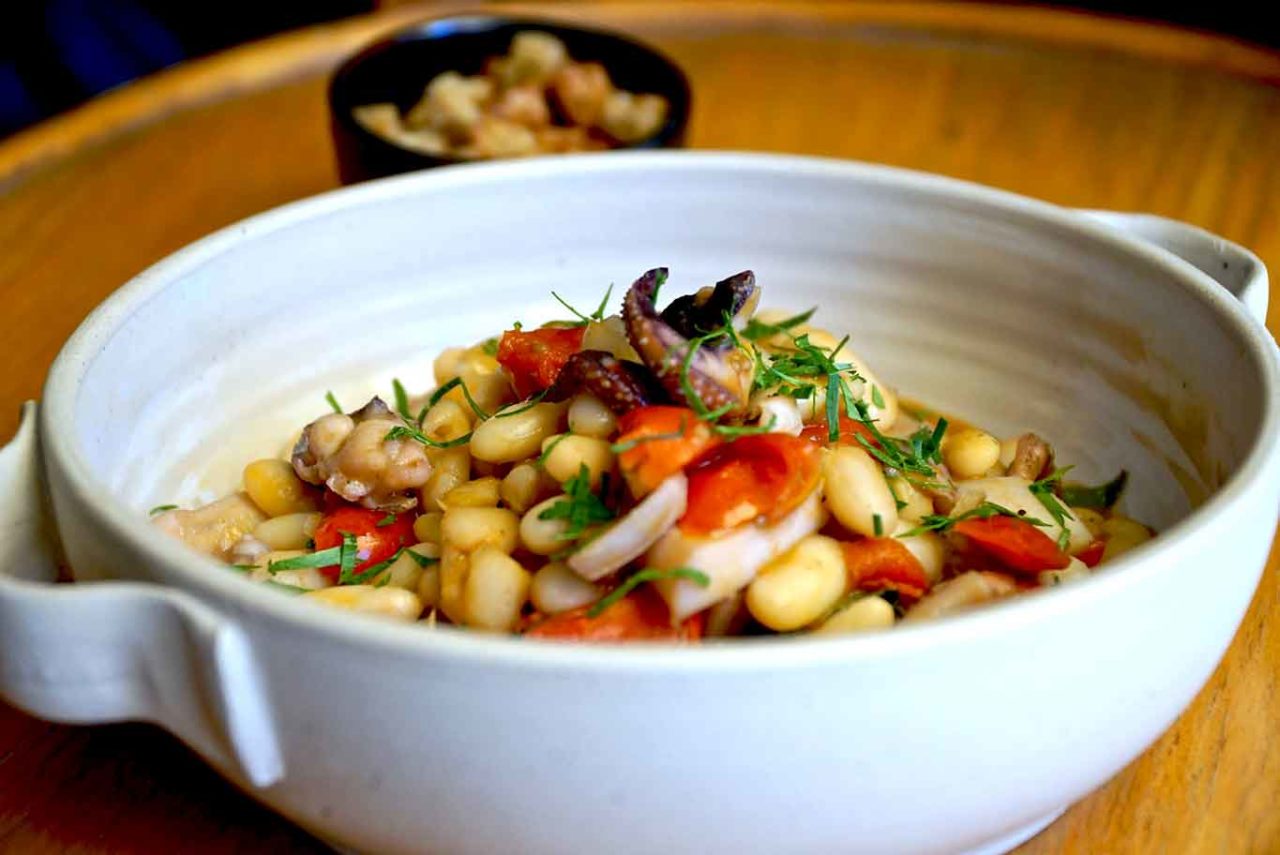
[329,17,691,182]
[154,269,1150,639]
[3,153,1276,855]
[353,30,671,161]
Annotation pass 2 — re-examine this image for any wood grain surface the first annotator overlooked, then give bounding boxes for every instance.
[1,3,1278,852]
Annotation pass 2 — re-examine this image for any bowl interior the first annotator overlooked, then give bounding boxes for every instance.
[61,155,1270,538]
[329,16,691,163]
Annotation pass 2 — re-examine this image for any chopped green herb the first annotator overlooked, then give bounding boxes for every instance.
[405,549,440,568]
[149,504,178,515]
[230,564,256,573]
[385,424,473,449]
[264,580,309,595]
[550,292,593,327]
[1060,470,1129,510]
[897,501,1044,539]
[871,384,885,409]
[712,416,778,438]
[494,389,548,419]
[537,433,571,467]
[587,566,710,617]
[375,512,398,528]
[359,548,405,584]
[610,425,686,454]
[266,546,342,572]
[336,532,373,586]
[1029,470,1074,550]
[426,376,490,419]
[650,268,668,303]
[814,589,870,627]
[325,390,343,414]
[480,337,500,357]
[873,513,884,537]
[741,307,816,341]
[537,464,615,544]
[392,378,413,422]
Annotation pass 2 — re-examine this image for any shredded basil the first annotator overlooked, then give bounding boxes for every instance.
[405,549,440,568]
[375,512,398,528]
[267,546,342,572]
[325,390,343,414]
[148,504,178,515]
[897,501,1043,539]
[537,464,615,544]
[1060,470,1129,510]
[740,307,816,341]
[392,378,413,422]
[385,424,472,449]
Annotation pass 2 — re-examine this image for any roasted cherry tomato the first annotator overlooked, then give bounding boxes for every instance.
[313,505,416,581]
[800,415,881,448]
[953,515,1070,574]
[525,587,704,642]
[1076,538,1106,568]
[839,537,931,604]
[495,326,586,398]
[679,433,821,536]
[615,405,722,497]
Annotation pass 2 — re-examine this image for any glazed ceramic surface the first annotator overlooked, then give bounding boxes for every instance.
[2,153,1277,855]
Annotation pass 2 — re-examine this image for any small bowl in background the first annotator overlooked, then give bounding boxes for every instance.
[328,15,692,184]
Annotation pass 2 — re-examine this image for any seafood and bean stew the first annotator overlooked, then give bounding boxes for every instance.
[353,31,670,160]
[153,269,1153,641]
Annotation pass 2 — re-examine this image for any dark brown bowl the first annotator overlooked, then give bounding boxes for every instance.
[328,15,693,184]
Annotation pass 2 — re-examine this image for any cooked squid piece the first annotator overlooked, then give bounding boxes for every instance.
[292,396,432,511]
[622,267,757,419]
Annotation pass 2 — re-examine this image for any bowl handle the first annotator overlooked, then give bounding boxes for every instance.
[1077,210,1269,324]
[0,402,284,788]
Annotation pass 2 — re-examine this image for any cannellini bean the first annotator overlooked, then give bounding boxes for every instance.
[417,560,441,609]
[253,512,321,551]
[815,595,896,635]
[746,535,847,632]
[422,399,472,442]
[421,446,470,510]
[954,476,1092,554]
[152,492,266,560]
[567,394,618,439]
[886,476,932,525]
[413,511,443,545]
[304,585,422,622]
[372,543,438,591]
[551,62,611,126]
[1101,515,1153,562]
[754,394,803,436]
[243,458,317,517]
[230,534,270,565]
[470,402,564,463]
[893,523,946,584]
[463,548,532,631]
[822,446,899,538]
[1039,556,1091,587]
[438,544,469,624]
[531,561,602,614]
[441,477,501,509]
[942,428,1001,480]
[456,352,513,414]
[599,91,668,143]
[250,564,330,591]
[905,571,1018,622]
[1072,507,1106,538]
[433,347,467,385]
[500,462,557,514]
[520,495,573,555]
[541,434,614,488]
[441,506,519,554]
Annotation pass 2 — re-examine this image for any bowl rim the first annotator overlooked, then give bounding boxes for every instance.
[327,13,693,168]
[40,150,1280,672]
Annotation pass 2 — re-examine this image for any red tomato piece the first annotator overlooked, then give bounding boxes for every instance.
[953,516,1070,574]
[495,326,586,398]
[800,415,881,449]
[679,433,821,536]
[838,537,930,604]
[524,587,704,642]
[616,406,722,496]
[1076,538,1106,568]
[312,506,416,582]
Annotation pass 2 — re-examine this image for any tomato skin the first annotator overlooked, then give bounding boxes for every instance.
[525,588,704,642]
[1076,538,1106,568]
[616,406,722,496]
[679,433,821,536]
[496,326,586,398]
[312,506,416,581]
[839,537,930,604]
[953,516,1070,574]
[800,416,880,449]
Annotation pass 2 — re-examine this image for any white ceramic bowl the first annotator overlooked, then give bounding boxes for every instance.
[2,153,1277,855]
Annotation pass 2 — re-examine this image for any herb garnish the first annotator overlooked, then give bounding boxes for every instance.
[325,390,343,414]
[587,567,710,617]
[375,512,398,528]
[1060,470,1128,510]
[385,424,473,449]
[266,546,342,573]
[537,432,571,467]
[740,308,816,341]
[494,390,549,419]
[1029,468,1074,549]
[392,378,413,422]
[872,513,884,537]
[148,504,178,515]
[405,549,440,568]
[264,580,309,595]
[427,376,491,420]
[537,464,615,545]
[550,283,614,327]
[897,501,1044,538]
[479,337,500,357]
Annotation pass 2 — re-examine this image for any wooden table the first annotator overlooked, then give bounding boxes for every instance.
[2,3,1278,852]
